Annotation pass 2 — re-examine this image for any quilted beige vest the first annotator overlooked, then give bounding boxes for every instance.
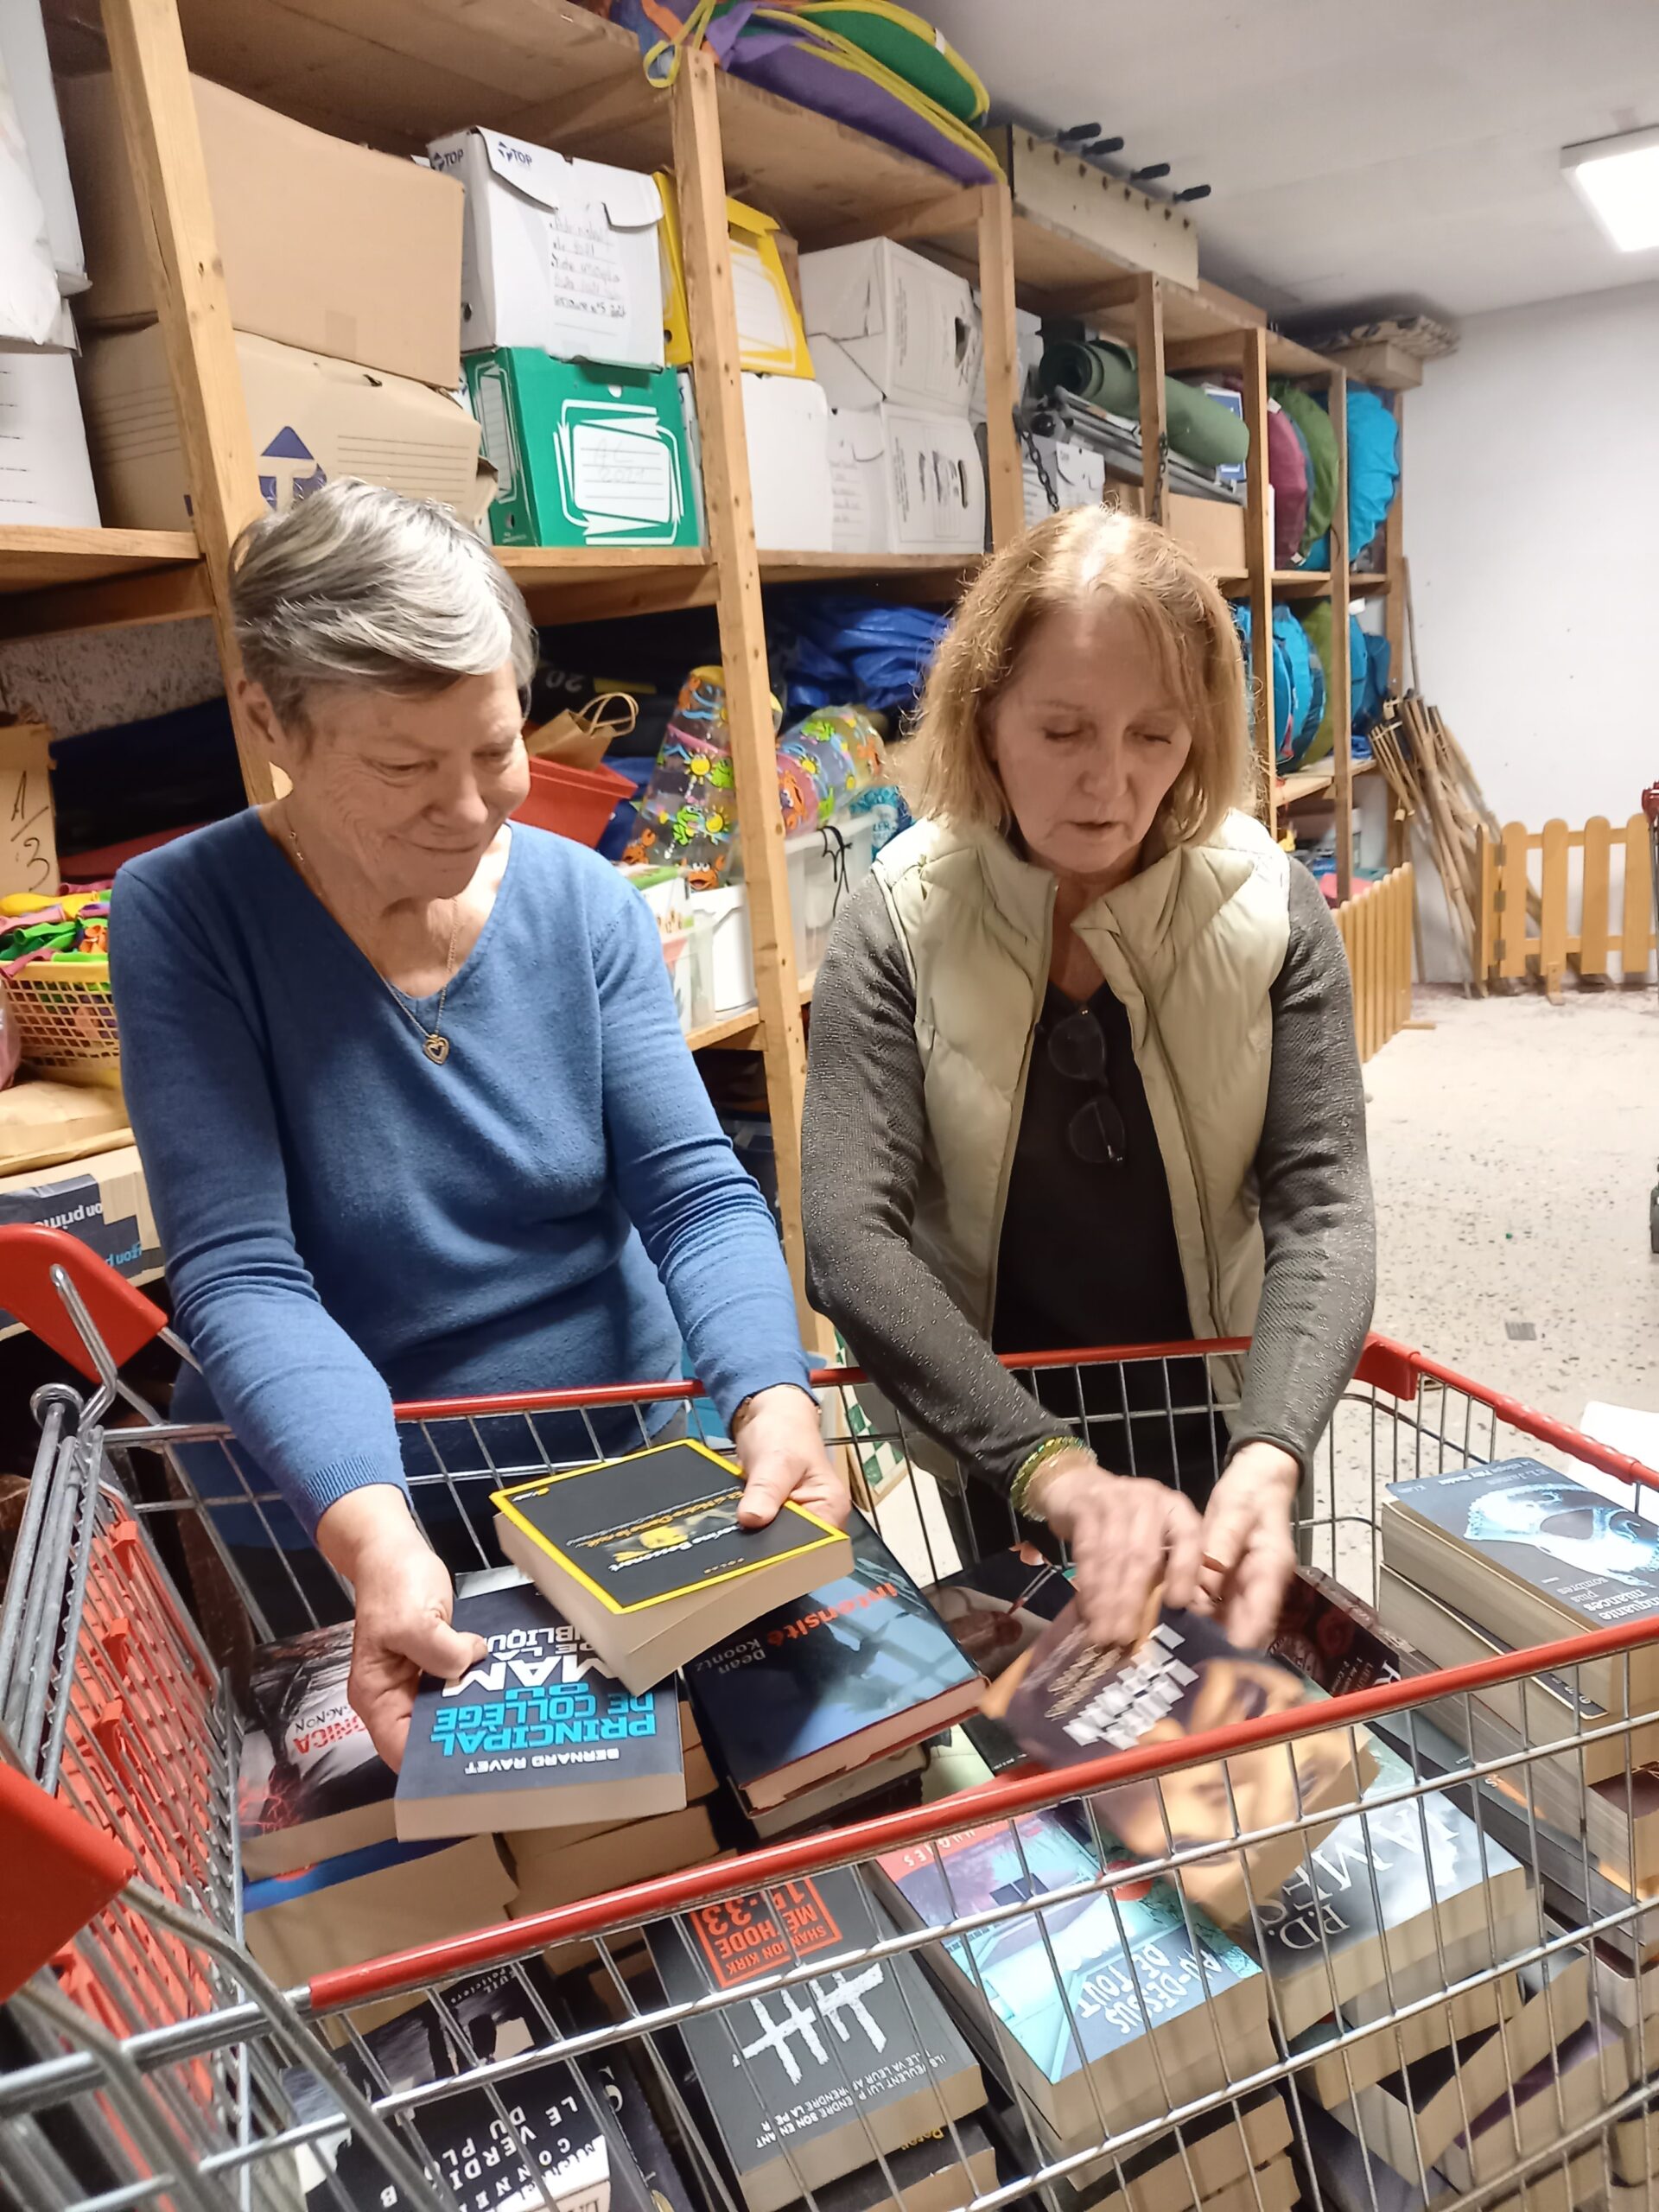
[870,809,1292,1349]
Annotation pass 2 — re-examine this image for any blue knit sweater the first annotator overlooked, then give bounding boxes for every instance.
[110,812,812,1541]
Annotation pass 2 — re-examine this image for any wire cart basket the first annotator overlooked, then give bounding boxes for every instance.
[6,1224,1659,2212]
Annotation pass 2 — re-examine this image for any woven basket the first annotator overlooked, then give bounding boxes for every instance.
[4,956,121,1087]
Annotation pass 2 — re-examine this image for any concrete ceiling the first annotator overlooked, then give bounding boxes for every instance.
[927,0,1659,325]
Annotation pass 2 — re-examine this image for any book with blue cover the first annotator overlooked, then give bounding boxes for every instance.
[395,1569,683,1841]
[686,1516,982,1812]
[1381,1457,1659,1710]
[872,1807,1270,2148]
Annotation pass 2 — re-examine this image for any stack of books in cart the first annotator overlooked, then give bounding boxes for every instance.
[228,1440,1659,2212]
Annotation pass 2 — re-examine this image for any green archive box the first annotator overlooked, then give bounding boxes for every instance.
[464,347,701,549]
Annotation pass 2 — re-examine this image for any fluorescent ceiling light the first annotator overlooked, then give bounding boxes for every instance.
[1563,125,1659,252]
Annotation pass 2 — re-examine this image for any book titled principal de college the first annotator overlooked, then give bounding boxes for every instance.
[394,1567,685,1841]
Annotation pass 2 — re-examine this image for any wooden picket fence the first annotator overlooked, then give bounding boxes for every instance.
[1334,864,1414,1062]
[1477,817,1656,999]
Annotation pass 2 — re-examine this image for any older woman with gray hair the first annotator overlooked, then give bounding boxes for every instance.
[110,480,843,1767]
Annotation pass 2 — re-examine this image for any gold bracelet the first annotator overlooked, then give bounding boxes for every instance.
[1009,1435,1082,1521]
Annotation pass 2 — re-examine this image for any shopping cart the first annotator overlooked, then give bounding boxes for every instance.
[7,1224,1659,2212]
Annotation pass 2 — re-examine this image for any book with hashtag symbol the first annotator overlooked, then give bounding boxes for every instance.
[871,1807,1271,2157]
[644,1867,984,2212]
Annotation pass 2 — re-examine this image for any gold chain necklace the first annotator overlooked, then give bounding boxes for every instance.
[285,816,461,1066]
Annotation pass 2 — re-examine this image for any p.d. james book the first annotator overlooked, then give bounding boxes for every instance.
[493,1438,852,1692]
[395,1569,685,1841]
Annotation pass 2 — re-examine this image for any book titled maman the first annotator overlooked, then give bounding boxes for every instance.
[395,1568,684,1842]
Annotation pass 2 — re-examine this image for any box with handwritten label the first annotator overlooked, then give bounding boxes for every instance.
[0,723,57,898]
[465,347,698,550]
[429,128,665,368]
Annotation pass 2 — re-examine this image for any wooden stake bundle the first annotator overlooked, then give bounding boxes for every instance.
[1368,696,1501,988]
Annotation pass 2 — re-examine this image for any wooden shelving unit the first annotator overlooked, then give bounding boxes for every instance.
[25,0,1401,1320]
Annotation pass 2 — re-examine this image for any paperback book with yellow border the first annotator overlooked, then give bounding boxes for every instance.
[493,1438,851,1694]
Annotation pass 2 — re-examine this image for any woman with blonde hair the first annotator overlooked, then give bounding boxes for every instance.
[802,506,1373,1650]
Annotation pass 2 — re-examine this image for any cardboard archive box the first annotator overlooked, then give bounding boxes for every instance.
[60,70,463,387]
[79,325,485,530]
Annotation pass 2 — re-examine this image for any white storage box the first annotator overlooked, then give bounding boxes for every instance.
[789,813,876,978]
[800,238,980,414]
[1022,435,1105,527]
[0,0,83,301]
[688,883,756,1016]
[429,128,664,368]
[829,404,985,556]
[690,812,875,1011]
[971,296,1041,423]
[0,50,67,349]
[679,369,834,551]
[0,347,97,524]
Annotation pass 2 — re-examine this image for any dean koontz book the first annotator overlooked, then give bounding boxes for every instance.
[395,1568,685,1842]
[685,1516,982,1811]
[493,1439,851,1693]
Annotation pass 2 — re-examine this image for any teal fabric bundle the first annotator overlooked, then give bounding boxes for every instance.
[1039,340,1250,471]
[1232,603,1324,763]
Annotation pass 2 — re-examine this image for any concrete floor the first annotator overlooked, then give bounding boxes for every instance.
[1366,982,1659,1427]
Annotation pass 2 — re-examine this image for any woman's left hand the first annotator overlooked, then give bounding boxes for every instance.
[1194,1442,1300,1650]
[731,1385,851,1530]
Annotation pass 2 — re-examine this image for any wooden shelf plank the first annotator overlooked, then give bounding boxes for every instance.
[1281,757,1379,806]
[1216,569,1330,601]
[687,977,814,1054]
[0,525,200,594]
[0,526,209,639]
[498,545,983,624]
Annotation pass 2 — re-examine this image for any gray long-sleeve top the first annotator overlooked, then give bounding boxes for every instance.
[801,859,1376,1493]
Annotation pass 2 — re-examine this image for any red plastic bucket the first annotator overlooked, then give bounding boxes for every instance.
[512,758,636,848]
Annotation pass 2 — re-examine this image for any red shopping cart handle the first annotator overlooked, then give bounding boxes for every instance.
[0,1764,136,2000]
[0,1223,170,1381]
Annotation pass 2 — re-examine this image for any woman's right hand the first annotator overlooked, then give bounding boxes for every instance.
[1024,1451,1204,1648]
[315,1485,488,1771]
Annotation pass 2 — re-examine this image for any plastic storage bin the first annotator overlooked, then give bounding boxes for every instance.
[512,757,635,846]
[787,813,877,978]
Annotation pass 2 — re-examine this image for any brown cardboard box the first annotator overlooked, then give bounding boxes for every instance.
[0,1143,159,1336]
[1108,476,1248,572]
[60,71,462,388]
[79,324,486,530]
[1166,489,1248,570]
